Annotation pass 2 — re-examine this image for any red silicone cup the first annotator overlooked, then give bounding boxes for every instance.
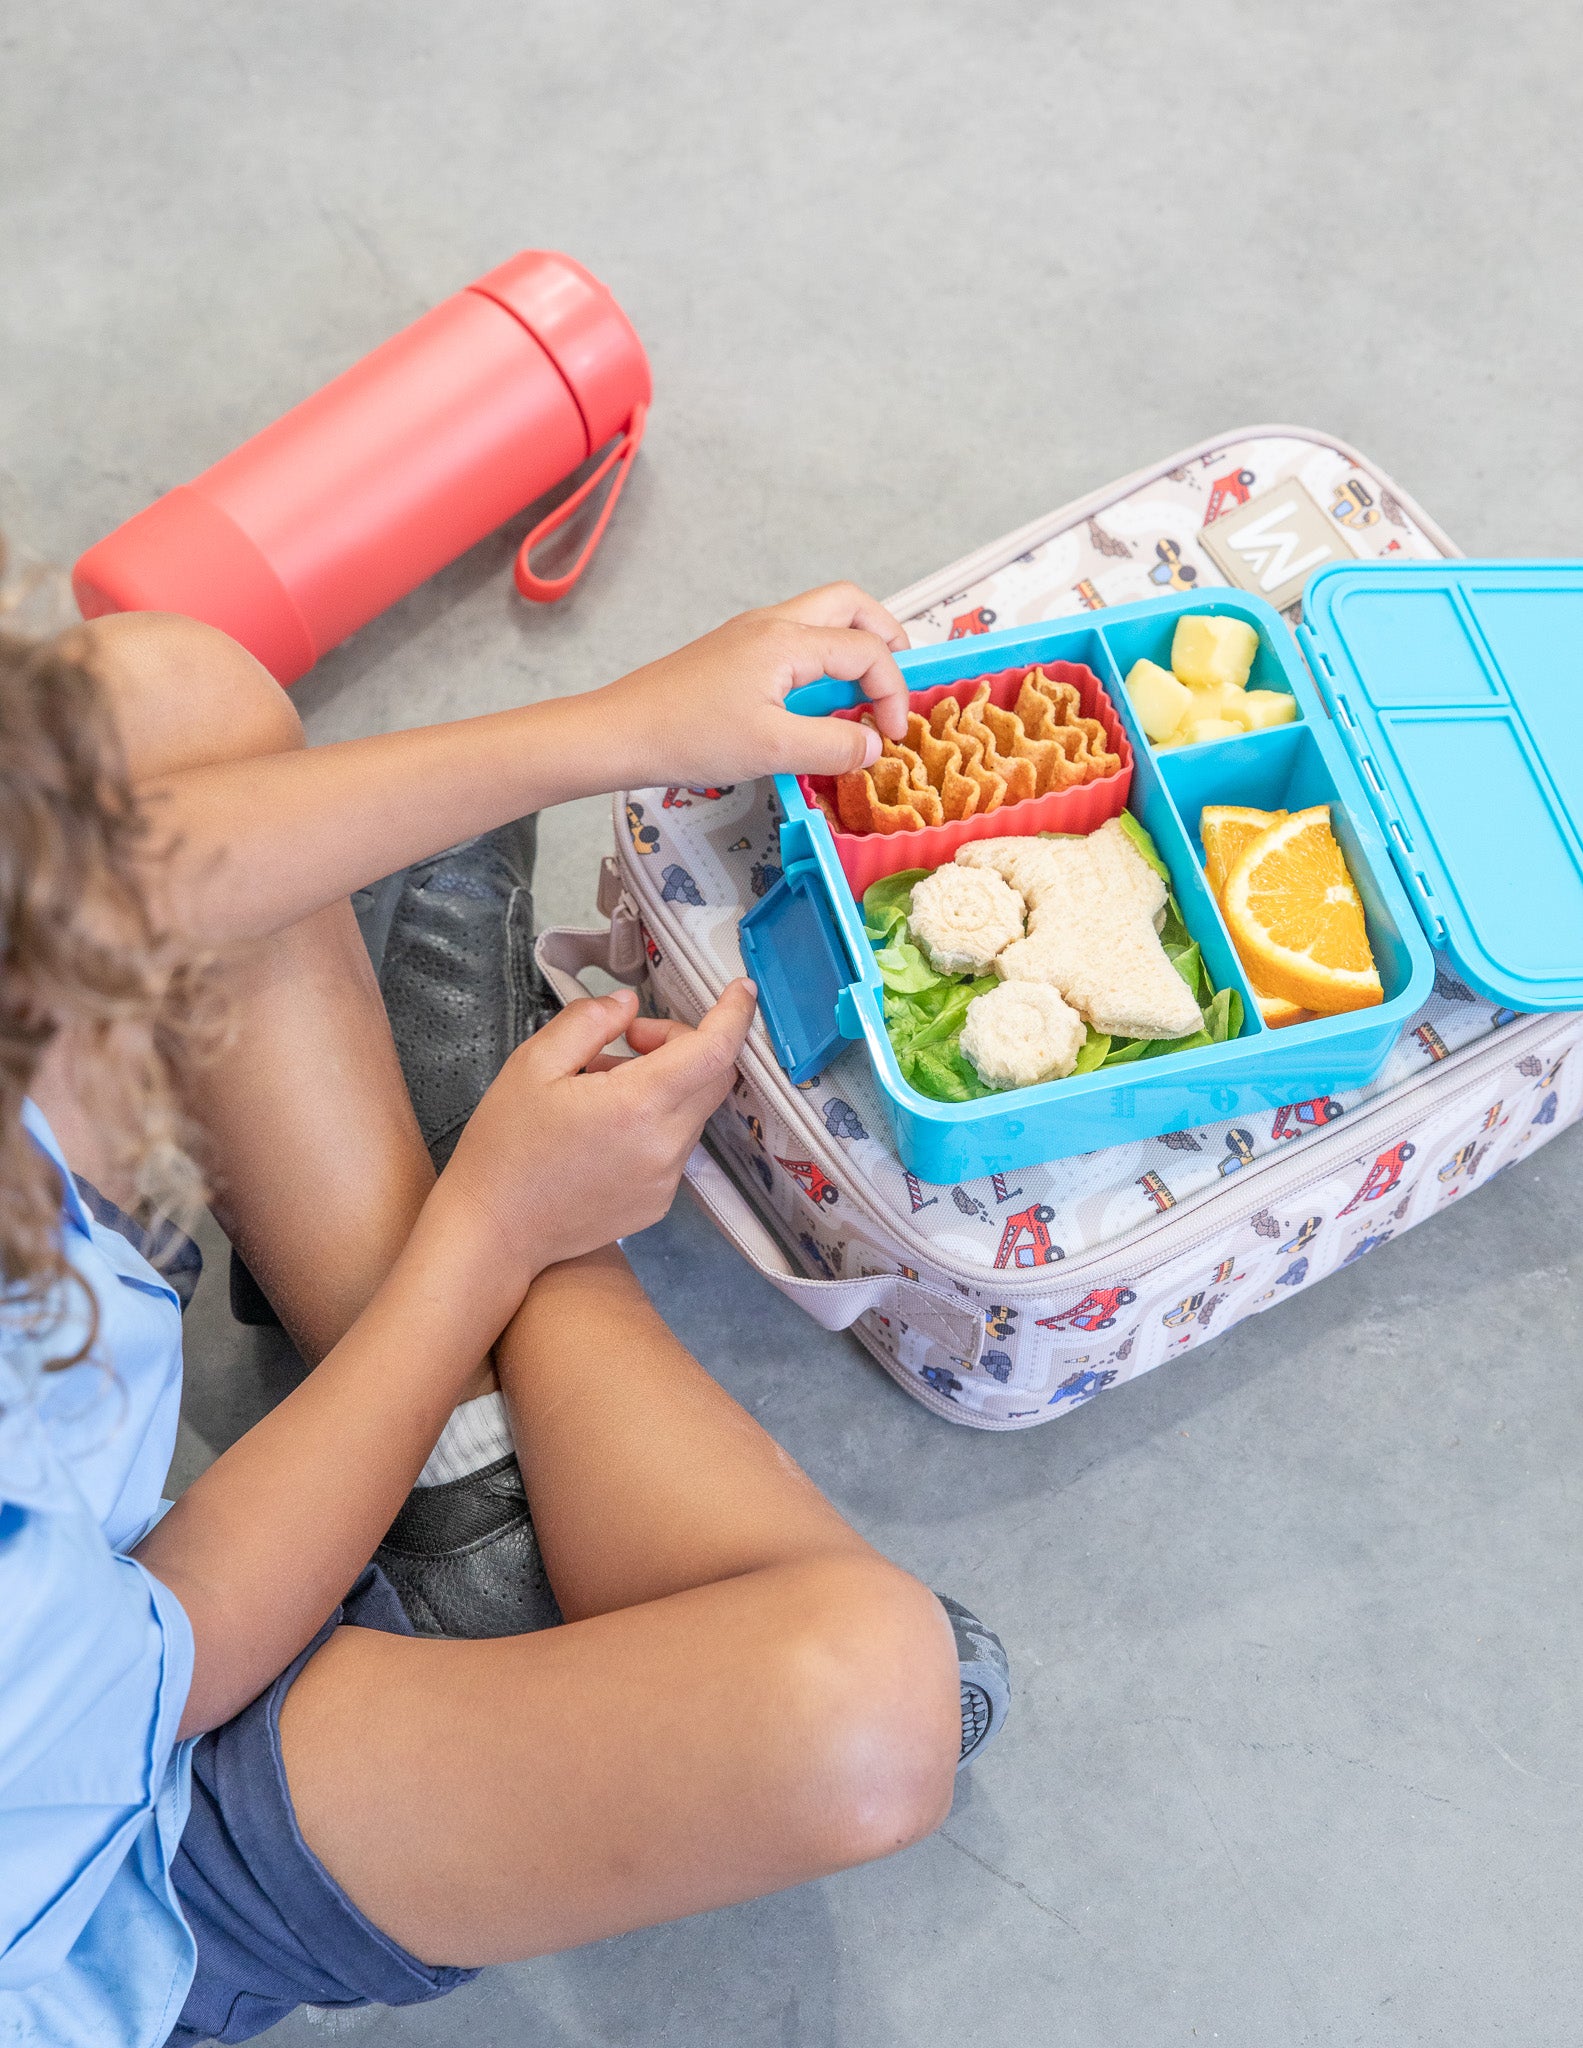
[798,660,1134,900]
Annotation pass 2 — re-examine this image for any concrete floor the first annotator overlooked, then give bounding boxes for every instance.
[6,3,1583,2042]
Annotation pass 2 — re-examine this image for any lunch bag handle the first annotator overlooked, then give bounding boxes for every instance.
[533,914,986,1361]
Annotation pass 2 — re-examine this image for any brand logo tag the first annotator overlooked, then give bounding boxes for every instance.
[1197,477,1354,612]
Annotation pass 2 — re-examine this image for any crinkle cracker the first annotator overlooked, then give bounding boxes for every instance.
[829,663,1119,835]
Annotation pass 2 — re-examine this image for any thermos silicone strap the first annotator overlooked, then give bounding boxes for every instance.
[514,403,647,602]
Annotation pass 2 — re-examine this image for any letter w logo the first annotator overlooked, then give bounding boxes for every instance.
[1224,499,1332,592]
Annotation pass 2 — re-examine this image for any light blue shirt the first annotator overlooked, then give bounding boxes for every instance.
[0,1102,197,2048]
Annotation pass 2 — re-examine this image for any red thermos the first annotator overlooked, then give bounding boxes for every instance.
[72,251,650,684]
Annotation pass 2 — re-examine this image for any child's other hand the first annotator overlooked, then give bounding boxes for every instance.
[434,984,756,1285]
[601,583,912,786]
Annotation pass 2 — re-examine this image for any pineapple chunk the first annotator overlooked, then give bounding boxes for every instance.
[1171,613,1259,693]
[1200,680,1259,724]
[1178,715,1245,747]
[1123,658,1192,744]
[1240,688,1298,730]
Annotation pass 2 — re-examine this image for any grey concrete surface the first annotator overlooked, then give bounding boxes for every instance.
[5,3,1583,2042]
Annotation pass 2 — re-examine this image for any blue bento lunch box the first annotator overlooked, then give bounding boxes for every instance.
[741,566,1583,1182]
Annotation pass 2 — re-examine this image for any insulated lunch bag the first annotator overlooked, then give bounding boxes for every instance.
[536,428,1583,1429]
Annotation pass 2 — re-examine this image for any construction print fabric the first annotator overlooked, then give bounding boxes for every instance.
[614,431,1583,1427]
[898,431,1443,647]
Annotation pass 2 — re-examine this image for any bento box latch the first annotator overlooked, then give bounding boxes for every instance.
[740,859,864,1086]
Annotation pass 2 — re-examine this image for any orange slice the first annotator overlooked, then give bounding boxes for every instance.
[1254,989,1316,1030]
[1199,804,1286,897]
[1199,806,1309,1024]
[1222,805,1383,1014]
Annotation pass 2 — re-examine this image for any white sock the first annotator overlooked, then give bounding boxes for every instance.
[415,1390,515,1487]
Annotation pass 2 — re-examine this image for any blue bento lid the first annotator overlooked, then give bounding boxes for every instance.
[1299,560,1583,1011]
[739,861,854,1084]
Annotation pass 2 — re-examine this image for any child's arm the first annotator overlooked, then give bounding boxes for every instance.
[97,582,910,944]
[134,982,753,1736]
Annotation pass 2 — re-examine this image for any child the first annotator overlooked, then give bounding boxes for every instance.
[0,584,1007,2048]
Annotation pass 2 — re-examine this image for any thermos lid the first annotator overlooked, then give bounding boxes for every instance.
[471,250,651,455]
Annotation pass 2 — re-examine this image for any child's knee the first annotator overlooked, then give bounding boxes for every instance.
[774,1557,960,1866]
[74,612,305,772]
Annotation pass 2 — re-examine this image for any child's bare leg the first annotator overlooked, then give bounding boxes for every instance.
[70,614,449,1369]
[282,1555,957,1965]
[280,1250,959,1962]
[191,903,442,1366]
[495,1245,882,1614]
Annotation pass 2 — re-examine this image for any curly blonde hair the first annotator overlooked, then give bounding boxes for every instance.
[0,602,203,1365]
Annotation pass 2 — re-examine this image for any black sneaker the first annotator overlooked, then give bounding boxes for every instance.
[372,813,557,1169]
[374,1455,562,1637]
[938,1594,1011,1768]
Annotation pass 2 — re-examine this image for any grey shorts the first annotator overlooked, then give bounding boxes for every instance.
[166,1564,477,2045]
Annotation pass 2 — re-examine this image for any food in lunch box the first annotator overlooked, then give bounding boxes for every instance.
[1220,805,1383,1015]
[1198,806,1312,1027]
[992,821,1204,1043]
[1171,613,1259,692]
[862,813,1242,1103]
[833,669,1121,835]
[1122,659,1193,745]
[908,862,1026,975]
[959,979,1087,1089]
[1124,612,1299,751]
[1200,804,1282,897]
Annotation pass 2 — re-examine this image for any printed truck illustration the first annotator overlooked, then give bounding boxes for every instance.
[994,1203,1062,1270]
[1204,466,1256,525]
[1271,1096,1343,1140]
[1150,537,1199,591]
[1338,1140,1415,1215]
[774,1156,839,1206]
[1281,1214,1322,1255]
[1048,1367,1117,1408]
[947,605,997,639]
[1330,478,1380,529]
[1162,1291,1204,1329]
[625,800,659,854]
[1037,1287,1137,1333]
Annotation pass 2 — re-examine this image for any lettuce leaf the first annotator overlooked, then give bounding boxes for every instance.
[862,869,930,948]
[1204,987,1243,1043]
[1073,1027,1112,1074]
[900,1040,997,1102]
[1167,940,1203,1001]
[1117,809,1172,881]
[872,938,943,994]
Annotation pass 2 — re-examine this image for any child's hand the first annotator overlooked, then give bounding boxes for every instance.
[434,984,756,1285]
[600,583,912,786]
